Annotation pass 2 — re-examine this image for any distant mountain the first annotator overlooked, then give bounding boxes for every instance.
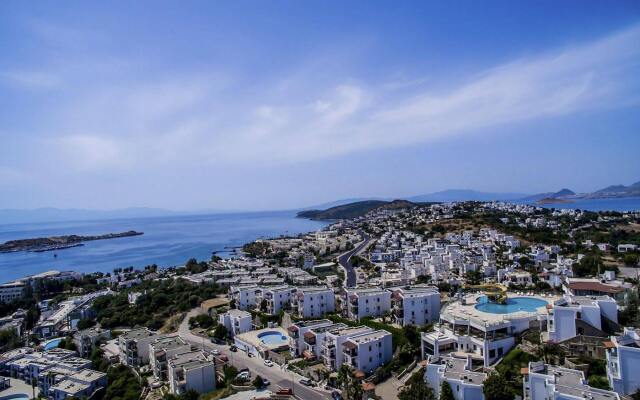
[584,181,640,198]
[0,207,181,224]
[522,188,575,201]
[407,189,528,203]
[297,199,418,220]
[299,197,390,211]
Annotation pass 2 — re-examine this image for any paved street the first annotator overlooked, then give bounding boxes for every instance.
[337,231,372,287]
[178,309,332,400]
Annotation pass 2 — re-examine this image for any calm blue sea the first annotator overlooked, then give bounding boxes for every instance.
[0,211,328,283]
[530,197,640,212]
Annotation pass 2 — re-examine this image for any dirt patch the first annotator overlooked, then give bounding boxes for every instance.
[617,223,640,233]
[160,312,185,334]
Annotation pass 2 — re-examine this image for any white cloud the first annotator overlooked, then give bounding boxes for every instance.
[54,135,129,171]
[12,23,640,173]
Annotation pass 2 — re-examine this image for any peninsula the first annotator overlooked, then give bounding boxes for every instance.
[0,230,144,253]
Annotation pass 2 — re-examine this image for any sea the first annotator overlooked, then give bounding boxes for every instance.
[0,210,329,283]
[1,198,638,284]
[526,197,640,212]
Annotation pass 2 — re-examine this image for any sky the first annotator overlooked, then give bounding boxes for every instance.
[1,0,639,211]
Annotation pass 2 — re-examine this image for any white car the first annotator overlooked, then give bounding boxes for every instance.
[264,359,274,367]
[211,349,220,356]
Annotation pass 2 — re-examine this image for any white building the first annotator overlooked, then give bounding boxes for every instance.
[50,369,107,400]
[391,286,440,326]
[149,335,192,380]
[606,327,640,396]
[546,295,618,343]
[118,328,158,367]
[229,285,259,311]
[257,285,294,315]
[293,287,335,318]
[218,309,252,337]
[167,351,215,395]
[424,355,486,400]
[524,361,619,400]
[341,330,392,374]
[345,288,391,321]
[322,326,374,371]
[0,282,25,303]
[287,319,333,358]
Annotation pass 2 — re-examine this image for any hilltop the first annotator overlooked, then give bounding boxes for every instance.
[297,199,418,220]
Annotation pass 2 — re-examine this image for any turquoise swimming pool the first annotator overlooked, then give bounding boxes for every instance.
[475,296,547,314]
[43,338,62,350]
[257,331,288,346]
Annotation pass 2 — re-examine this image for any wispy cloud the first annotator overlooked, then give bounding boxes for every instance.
[7,23,640,174]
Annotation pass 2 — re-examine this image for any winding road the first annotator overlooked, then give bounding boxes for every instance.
[337,231,372,287]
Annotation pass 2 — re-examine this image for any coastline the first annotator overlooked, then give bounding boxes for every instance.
[0,210,329,283]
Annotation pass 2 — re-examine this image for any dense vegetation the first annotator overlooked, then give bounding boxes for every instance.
[297,200,418,220]
[93,279,224,330]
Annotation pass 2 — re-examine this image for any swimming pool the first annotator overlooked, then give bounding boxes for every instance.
[475,296,547,314]
[0,394,30,400]
[257,331,288,346]
[43,338,63,350]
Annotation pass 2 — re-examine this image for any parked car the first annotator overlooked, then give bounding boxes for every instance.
[331,390,343,400]
[299,378,314,386]
[264,360,274,367]
[236,371,250,381]
[211,349,220,356]
[262,378,271,386]
[229,345,238,352]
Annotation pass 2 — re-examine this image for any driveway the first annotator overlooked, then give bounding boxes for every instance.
[178,309,331,400]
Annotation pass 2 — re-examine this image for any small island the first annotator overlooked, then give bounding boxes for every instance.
[535,197,575,205]
[0,230,144,253]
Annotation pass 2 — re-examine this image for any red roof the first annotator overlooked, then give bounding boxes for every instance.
[303,331,315,339]
[568,282,624,294]
[603,340,616,349]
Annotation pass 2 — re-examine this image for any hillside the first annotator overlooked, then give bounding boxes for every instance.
[297,199,417,220]
[523,188,576,201]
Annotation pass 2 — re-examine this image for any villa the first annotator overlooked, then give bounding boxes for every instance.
[422,293,552,367]
[523,361,619,400]
[424,355,486,400]
[605,327,640,396]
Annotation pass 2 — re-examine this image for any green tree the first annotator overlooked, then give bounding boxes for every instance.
[213,324,229,340]
[483,373,515,400]
[398,368,435,400]
[439,381,454,400]
[252,375,265,388]
[624,253,639,266]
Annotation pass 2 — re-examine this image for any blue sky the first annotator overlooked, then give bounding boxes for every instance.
[1,0,639,211]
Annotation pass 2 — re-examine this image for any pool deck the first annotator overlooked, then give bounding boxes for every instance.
[0,377,39,399]
[235,327,290,351]
[442,292,561,326]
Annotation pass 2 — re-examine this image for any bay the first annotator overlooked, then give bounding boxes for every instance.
[0,211,328,283]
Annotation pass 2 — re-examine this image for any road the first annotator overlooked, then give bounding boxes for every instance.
[178,309,331,400]
[337,231,372,287]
